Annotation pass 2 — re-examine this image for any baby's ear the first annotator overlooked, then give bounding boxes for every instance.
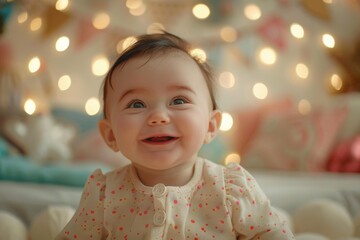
[204,110,222,144]
[98,119,119,152]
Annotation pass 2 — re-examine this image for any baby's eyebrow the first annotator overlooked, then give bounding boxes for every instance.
[168,85,195,94]
[117,88,145,103]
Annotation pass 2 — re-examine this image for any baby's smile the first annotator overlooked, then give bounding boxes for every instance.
[142,136,179,144]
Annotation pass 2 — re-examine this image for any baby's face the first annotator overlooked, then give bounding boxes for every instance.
[100,51,219,171]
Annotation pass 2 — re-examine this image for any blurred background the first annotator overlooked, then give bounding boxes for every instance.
[1,0,360,170]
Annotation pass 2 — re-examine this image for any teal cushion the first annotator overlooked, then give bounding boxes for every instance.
[0,155,109,187]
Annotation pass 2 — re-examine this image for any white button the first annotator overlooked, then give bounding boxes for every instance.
[153,210,166,226]
[152,183,166,198]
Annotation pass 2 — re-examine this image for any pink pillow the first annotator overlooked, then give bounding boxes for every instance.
[232,101,348,171]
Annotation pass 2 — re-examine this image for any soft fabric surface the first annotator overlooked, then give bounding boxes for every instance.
[0,154,109,187]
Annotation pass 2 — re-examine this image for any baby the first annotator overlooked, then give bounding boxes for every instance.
[56,32,294,239]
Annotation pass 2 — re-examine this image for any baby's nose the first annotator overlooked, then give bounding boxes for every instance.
[148,111,170,125]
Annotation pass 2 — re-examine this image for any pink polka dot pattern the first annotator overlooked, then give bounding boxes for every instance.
[55,158,294,239]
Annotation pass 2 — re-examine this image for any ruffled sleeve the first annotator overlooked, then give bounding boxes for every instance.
[55,168,108,240]
[224,163,294,239]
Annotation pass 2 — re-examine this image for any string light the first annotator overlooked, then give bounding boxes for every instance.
[92,12,110,30]
[28,57,41,73]
[290,23,304,39]
[330,74,343,91]
[322,33,335,48]
[116,36,137,53]
[17,11,28,24]
[298,99,311,115]
[244,4,261,20]
[220,26,237,42]
[224,153,241,165]
[24,98,36,115]
[58,75,72,91]
[219,112,233,131]
[55,0,69,11]
[253,82,268,99]
[30,17,42,31]
[85,97,101,116]
[218,71,235,88]
[55,36,70,52]
[189,48,207,63]
[147,23,165,34]
[259,47,277,65]
[295,63,309,79]
[91,55,110,76]
[192,4,210,19]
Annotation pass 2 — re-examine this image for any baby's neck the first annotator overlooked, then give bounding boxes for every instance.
[133,161,196,187]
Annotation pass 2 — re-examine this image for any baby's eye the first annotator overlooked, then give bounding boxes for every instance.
[127,100,146,108]
[170,97,189,105]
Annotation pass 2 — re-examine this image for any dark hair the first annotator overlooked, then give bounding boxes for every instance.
[101,32,218,119]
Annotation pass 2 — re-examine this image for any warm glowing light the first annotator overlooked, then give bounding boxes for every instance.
[127,0,146,16]
[116,36,137,53]
[126,0,143,9]
[295,63,309,79]
[244,4,261,20]
[290,23,304,39]
[323,0,333,4]
[192,4,210,19]
[28,57,41,73]
[92,12,110,30]
[219,112,233,131]
[58,75,71,91]
[30,17,42,31]
[298,99,311,115]
[55,0,69,11]
[189,48,207,63]
[220,26,237,42]
[92,55,110,76]
[224,153,241,165]
[147,23,165,34]
[17,12,28,24]
[331,74,343,91]
[322,33,335,48]
[218,72,235,88]
[253,83,268,99]
[259,47,276,65]
[85,97,101,116]
[55,36,70,52]
[24,99,36,115]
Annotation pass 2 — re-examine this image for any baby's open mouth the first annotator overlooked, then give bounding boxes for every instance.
[143,136,179,143]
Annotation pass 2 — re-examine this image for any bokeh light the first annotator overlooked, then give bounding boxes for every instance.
[290,23,304,39]
[58,75,72,91]
[189,48,207,63]
[253,82,268,99]
[192,4,210,19]
[259,47,276,65]
[322,33,335,48]
[330,74,343,91]
[55,36,70,52]
[218,71,235,88]
[28,57,41,73]
[298,99,312,115]
[295,63,309,79]
[244,4,261,20]
[219,112,233,131]
[91,55,110,76]
[24,98,36,115]
[92,12,110,30]
[85,97,101,116]
[224,153,241,165]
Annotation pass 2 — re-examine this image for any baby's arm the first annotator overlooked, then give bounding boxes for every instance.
[225,163,294,239]
[55,169,107,240]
